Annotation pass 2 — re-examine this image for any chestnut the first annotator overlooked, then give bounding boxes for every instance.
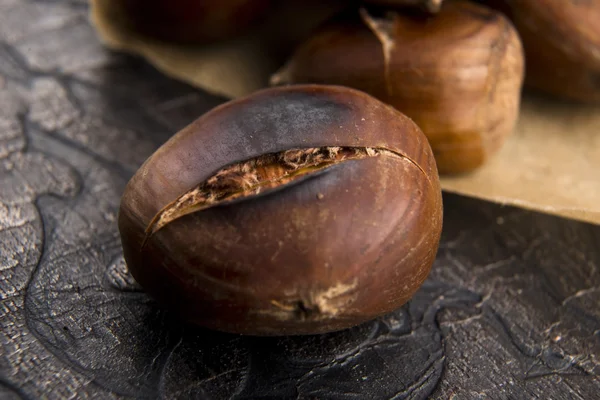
[363,0,444,13]
[271,1,525,174]
[481,0,600,102]
[118,85,443,336]
[120,0,271,43]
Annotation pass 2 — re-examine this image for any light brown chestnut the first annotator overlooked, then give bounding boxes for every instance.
[482,0,600,102]
[118,85,443,336]
[272,1,524,174]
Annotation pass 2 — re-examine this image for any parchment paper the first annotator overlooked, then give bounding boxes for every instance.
[90,0,600,225]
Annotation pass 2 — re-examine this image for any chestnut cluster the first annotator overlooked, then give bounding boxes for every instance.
[118,0,599,335]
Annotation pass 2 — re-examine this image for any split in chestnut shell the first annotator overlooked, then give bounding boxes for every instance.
[118,84,443,336]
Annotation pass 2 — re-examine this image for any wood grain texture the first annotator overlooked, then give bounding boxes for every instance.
[0,1,598,398]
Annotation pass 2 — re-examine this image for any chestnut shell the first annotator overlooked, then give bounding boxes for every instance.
[363,0,443,13]
[121,0,271,44]
[272,1,524,174]
[483,0,600,102]
[118,85,443,336]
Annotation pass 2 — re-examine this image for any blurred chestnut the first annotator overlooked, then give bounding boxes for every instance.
[363,0,444,13]
[271,1,524,174]
[481,0,600,102]
[118,85,443,336]
[120,0,271,43]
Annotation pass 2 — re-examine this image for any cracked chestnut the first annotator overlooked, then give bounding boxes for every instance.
[118,85,443,336]
[271,1,525,174]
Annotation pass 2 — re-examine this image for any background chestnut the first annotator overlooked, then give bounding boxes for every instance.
[118,85,443,336]
[271,1,524,174]
[481,0,600,102]
[363,0,444,13]
[120,0,272,43]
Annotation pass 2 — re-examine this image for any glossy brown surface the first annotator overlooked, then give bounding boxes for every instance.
[272,1,524,174]
[483,0,600,102]
[118,85,443,336]
[120,0,271,43]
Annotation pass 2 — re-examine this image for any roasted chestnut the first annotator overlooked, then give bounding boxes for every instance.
[118,85,443,336]
[271,1,525,174]
[482,0,600,102]
[363,0,444,13]
[120,0,271,43]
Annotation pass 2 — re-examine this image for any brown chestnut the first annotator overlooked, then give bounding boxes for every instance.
[118,85,443,336]
[481,0,600,102]
[120,0,271,43]
[363,0,444,13]
[271,1,524,174]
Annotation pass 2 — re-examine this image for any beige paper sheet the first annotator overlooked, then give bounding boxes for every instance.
[90,0,600,225]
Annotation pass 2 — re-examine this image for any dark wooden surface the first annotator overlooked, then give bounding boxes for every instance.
[1,1,599,399]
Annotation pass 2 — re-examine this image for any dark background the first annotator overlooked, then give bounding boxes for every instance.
[0,1,599,399]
